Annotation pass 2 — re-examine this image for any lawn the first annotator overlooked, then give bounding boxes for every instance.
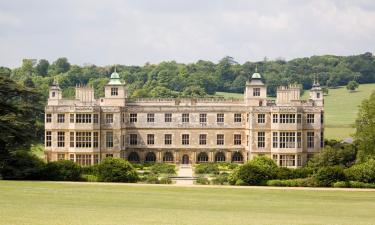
[1,181,375,225]
[216,83,375,140]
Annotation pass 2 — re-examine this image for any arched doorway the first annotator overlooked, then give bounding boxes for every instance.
[163,152,173,162]
[232,152,244,163]
[128,152,140,163]
[215,152,226,162]
[197,152,209,163]
[182,154,189,164]
[145,152,156,162]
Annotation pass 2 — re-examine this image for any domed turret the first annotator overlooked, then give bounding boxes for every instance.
[108,67,122,85]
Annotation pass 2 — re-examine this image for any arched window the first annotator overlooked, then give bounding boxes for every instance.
[197,152,209,163]
[128,152,140,162]
[145,152,156,162]
[163,152,173,162]
[232,152,243,162]
[215,152,226,162]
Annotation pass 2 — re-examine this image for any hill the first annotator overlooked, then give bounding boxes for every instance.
[216,83,375,140]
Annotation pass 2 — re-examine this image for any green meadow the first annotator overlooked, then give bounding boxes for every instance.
[216,83,375,140]
[0,181,374,225]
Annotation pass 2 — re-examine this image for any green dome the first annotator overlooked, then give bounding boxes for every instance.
[251,72,262,79]
[108,69,123,85]
[110,71,120,79]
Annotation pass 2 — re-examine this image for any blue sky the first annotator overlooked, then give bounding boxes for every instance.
[1,0,375,67]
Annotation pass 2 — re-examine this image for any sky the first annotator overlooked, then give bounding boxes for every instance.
[1,0,375,68]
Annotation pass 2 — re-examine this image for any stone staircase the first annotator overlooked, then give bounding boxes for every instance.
[171,164,195,185]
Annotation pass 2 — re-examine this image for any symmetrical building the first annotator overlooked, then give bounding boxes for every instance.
[44,70,324,167]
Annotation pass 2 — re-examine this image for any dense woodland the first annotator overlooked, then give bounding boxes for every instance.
[1,52,375,101]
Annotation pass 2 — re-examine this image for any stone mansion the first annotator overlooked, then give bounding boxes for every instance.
[44,70,324,168]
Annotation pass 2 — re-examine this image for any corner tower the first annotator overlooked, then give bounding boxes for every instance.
[244,69,267,106]
[309,77,323,107]
[101,68,127,106]
[48,78,62,105]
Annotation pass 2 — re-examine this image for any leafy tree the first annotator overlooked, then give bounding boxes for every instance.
[36,59,49,76]
[346,80,359,91]
[53,57,70,74]
[21,59,36,77]
[97,157,138,182]
[307,144,357,168]
[43,160,82,181]
[355,91,375,162]
[314,166,346,187]
[344,159,375,183]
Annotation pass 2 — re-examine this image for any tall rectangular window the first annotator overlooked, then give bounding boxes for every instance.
[279,114,296,123]
[93,114,99,123]
[46,131,52,147]
[297,114,302,123]
[57,132,65,147]
[105,114,113,124]
[130,113,137,123]
[93,132,98,148]
[307,114,315,124]
[111,87,118,96]
[70,132,74,147]
[70,114,75,123]
[106,132,113,148]
[147,134,155,145]
[257,114,265,123]
[57,114,65,123]
[234,113,242,123]
[272,132,278,148]
[147,113,154,123]
[257,132,265,148]
[297,155,302,166]
[321,113,324,124]
[297,132,302,148]
[76,154,92,166]
[58,154,65,161]
[93,154,99,165]
[165,134,172,145]
[76,114,91,123]
[76,132,92,148]
[46,114,52,123]
[182,134,189,145]
[307,131,314,148]
[234,134,241,145]
[165,113,172,122]
[182,113,189,123]
[272,114,278,123]
[279,155,295,167]
[321,132,324,148]
[217,134,224,145]
[121,113,125,123]
[199,113,207,125]
[130,134,137,145]
[253,88,260,96]
[217,113,224,124]
[279,132,296,148]
[199,134,207,145]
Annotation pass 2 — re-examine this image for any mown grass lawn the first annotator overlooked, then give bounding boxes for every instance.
[1,181,375,225]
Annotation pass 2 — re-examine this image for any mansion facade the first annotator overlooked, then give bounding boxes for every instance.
[44,70,324,168]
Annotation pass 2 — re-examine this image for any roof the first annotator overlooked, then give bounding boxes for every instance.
[108,70,123,85]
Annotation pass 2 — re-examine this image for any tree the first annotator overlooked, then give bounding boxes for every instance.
[53,57,70,74]
[355,91,375,162]
[36,59,49,76]
[97,157,138,182]
[346,80,359,91]
[21,59,36,77]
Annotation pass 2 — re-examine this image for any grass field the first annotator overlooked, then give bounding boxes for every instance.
[216,83,375,140]
[1,181,375,225]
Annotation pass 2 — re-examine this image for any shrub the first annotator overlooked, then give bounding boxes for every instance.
[82,174,98,182]
[348,181,375,189]
[235,179,246,186]
[344,159,375,183]
[291,167,314,179]
[195,176,209,185]
[159,176,172,184]
[333,181,349,188]
[276,167,294,180]
[194,163,219,174]
[145,174,159,184]
[43,160,82,181]
[314,166,346,187]
[150,163,176,175]
[267,178,317,187]
[211,173,229,185]
[97,158,138,182]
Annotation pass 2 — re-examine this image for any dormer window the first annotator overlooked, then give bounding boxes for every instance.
[111,88,118,96]
[52,92,55,97]
[317,92,320,99]
[253,88,260,96]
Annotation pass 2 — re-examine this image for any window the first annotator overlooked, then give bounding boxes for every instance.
[106,132,113,148]
[105,114,113,124]
[253,88,260,96]
[93,154,99,165]
[272,132,278,148]
[76,154,92,166]
[147,134,155,145]
[321,132,324,148]
[182,113,189,123]
[70,114,75,123]
[279,132,296,148]
[297,132,302,148]
[232,152,243,162]
[257,132,265,148]
[165,134,172,145]
[297,155,302,166]
[307,131,314,148]
[121,135,125,148]
[279,155,295,167]
[58,154,65,161]
[130,113,137,123]
[76,114,91,123]
[145,152,156,162]
[257,114,265,123]
[46,131,52,147]
[93,132,98,148]
[280,114,295,123]
[70,132,74,147]
[106,154,113,158]
[182,134,189,145]
[76,132,91,148]
[272,154,278,163]
[111,87,118,96]
[147,113,154,123]
[57,132,65,147]
[163,152,173,162]
[234,113,242,123]
[199,134,207,145]
[165,113,172,122]
[128,152,140,162]
[130,134,137,145]
[297,114,302,123]
[121,113,125,123]
[217,113,224,124]
[217,134,224,145]
[46,114,52,123]
[307,114,315,124]
[272,114,278,123]
[93,114,99,123]
[317,92,321,98]
[234,134,241,145]
[52,92,55,97]
[321,113,324,124]
[69,154,74,162]
[197,152,209,162]
[199,113,207,125]
[57,114,65,123]
[215,152,226,162]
